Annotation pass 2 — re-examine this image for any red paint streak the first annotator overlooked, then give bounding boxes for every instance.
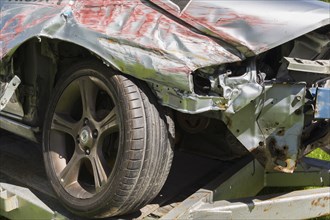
[149,0,181,16]
[72,1,216,48]
[71,0,240,71]
[2,14,26,34]
[1,0,240,69]
[2,8,56,34]
[0,5,63,58]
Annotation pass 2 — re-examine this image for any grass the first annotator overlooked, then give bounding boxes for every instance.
[259,149,330,219]
[307,148,330,161]
[306,149,330,219]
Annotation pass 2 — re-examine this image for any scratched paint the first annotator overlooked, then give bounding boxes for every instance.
[1,0,329,91]
[151,0,330,55]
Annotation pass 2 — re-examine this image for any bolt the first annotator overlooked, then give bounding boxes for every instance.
[296,96,302,101]
[295,109,302,115]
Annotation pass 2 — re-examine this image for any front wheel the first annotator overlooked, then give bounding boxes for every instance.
[43,60,174,218]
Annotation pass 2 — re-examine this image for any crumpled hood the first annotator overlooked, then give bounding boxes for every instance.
[151,0,330,55]
[1,0,329,92]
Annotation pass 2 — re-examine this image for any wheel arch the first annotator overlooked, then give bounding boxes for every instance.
[5,37,127,128]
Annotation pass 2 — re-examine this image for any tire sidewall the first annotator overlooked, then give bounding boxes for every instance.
[43,61,131,215]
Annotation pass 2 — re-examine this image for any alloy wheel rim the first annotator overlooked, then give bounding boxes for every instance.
[49,75,120,199]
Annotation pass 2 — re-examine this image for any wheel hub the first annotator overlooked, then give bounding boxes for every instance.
[79,127,93,148]
[48,74,123,202]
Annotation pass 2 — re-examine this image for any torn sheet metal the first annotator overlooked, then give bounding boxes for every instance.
[223,83,306,173]
[218,60,264,114]
[150,82,228,113]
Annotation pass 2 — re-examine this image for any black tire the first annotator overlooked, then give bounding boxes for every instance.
[42,60,174,218]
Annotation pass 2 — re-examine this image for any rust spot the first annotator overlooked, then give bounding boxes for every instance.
[218,103,228,110]
[268,138,287,159]
[276,129,285,136]
[274,158,296,173]
[294,109,302,115]
[311,197,329,208]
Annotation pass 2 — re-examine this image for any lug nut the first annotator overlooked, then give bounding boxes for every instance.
[84,118,89,125]
[85,149,90,155]
[76,135,80,143]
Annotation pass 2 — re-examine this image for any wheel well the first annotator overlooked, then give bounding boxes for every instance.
[9,37,99,127]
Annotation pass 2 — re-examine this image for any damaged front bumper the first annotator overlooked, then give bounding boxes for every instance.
[153,58,329,173]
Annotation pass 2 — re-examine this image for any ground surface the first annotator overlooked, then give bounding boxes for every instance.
[0,131,237,219]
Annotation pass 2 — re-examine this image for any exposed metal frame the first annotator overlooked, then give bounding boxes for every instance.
[189,187,330,220]
[285,57,330,74]
[0,183,65,220]
[159,156,330,219]
[0,115,38,142]
[0,76,21,111]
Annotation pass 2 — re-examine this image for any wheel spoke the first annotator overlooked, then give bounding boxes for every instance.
[98,108,119,135]
[51,113,78,137]
[59,153,82,189]
[78,77,98,119]
[90,152,109,190]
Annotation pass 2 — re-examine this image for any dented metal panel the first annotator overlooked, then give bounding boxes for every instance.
[1,0,242,91]
[1,0,329,91]
[150,0,330,55]
[223,83,306,173]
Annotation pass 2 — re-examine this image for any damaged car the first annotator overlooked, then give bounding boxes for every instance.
[0,0,329,218]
